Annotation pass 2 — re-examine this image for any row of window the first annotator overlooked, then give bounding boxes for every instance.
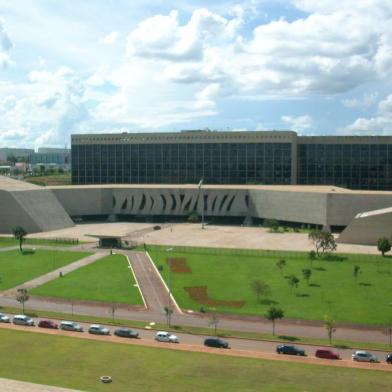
[72,142,392,190]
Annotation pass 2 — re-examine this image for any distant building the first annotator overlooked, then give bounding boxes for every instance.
[29,148,71,169]
[0,148,34,163]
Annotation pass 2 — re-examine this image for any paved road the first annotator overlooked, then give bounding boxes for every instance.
[1,251,108,296]
[1,315,391,372]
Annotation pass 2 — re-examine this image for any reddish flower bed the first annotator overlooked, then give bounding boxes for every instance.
[184,286,245,308]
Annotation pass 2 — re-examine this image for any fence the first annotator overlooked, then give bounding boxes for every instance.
[0,237,79,245]
[144,243,383,262]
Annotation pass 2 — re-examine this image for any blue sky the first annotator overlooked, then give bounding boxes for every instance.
[0,0,392,148]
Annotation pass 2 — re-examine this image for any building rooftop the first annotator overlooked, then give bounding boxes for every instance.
[47,183,392,194]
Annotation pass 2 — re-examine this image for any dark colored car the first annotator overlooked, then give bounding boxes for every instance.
[386,354,392,364]
[276,345,306,356]
[38,320,58,329]
[315,349,340,360]
[114,328,140,339]
[204,338,230,349]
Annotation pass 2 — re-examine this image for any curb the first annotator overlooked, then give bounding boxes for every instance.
[126,255,147,309]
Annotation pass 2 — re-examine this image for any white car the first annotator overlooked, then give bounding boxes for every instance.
[155,331,179,343]
[0,313,10,323]
[352,351,379,363]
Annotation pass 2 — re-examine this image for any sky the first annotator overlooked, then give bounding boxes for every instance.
[0,0,392,148]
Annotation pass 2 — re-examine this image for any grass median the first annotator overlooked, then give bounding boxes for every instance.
[149,248,392,325]
[0,249,92,290]
[31,254,144,305]
[1,328,391,392]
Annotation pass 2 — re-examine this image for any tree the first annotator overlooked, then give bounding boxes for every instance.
[164,306,173,327]
[109,303,117,323]
[377,237,391,257]
[265,307,284,336]
[288,275,300,294]
[187,212,200,223]
[208,309,220,336]
[250,279,270,302]
[308,230,337,256]
[12,226,27,252]
[308,250,317,268]
[302,268,312,285]
[353,265,361,282]
[276,259,286,275]
[264,219,279,232]
[324,315,336,344]
[16,288,29,313]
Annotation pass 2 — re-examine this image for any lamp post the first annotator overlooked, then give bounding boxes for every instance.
[198,179,205,229]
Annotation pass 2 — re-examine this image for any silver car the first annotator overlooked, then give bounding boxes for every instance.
[352,351,379,363]
[88,324,110,335]
[60,321,83,332]
[13,315,34,326]
[0,313,10,323]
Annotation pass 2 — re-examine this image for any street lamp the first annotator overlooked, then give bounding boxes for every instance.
[198,179,205,229]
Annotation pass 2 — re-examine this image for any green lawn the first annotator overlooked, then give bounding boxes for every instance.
[31,254,144,305]
[0,237,79,247]
[149,248,392,325]
[0,329,391,392]
[0,250,91,290]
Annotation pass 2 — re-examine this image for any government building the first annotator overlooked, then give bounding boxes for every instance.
[71,130,392,190]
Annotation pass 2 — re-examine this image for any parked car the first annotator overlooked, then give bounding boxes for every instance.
[13,315,34,326]
[114,328,139,339]
[276,345,306,356]
[0,313,10,323]
[315,349,340,360]
[155,331,179,343]
[88,324,110,335]
[386,354,392,364]
[204,337,230,349]
[352,351,379,363]
[59,321,83,332]
[38,320,58,329]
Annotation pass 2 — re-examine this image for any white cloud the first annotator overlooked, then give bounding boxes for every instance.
[342,93,379,109]
[281,115,313,131]
[342,94,392,134]
[100,31,120,45]
[126,8,238,61]
[0,67,89,147]
[0,20,13,66]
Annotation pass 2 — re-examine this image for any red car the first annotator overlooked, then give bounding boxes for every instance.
[38,320,58,329]
[315,349,340,360]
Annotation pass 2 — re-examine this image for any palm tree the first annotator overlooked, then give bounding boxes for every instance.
[265,307,284,336]
[12,226,27,252]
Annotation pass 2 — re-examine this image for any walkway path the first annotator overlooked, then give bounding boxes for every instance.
[1,251,108,295]
[125,251,181,314]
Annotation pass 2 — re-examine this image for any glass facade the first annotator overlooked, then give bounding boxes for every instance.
[298,144,392,190]
[71,142,292,185]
